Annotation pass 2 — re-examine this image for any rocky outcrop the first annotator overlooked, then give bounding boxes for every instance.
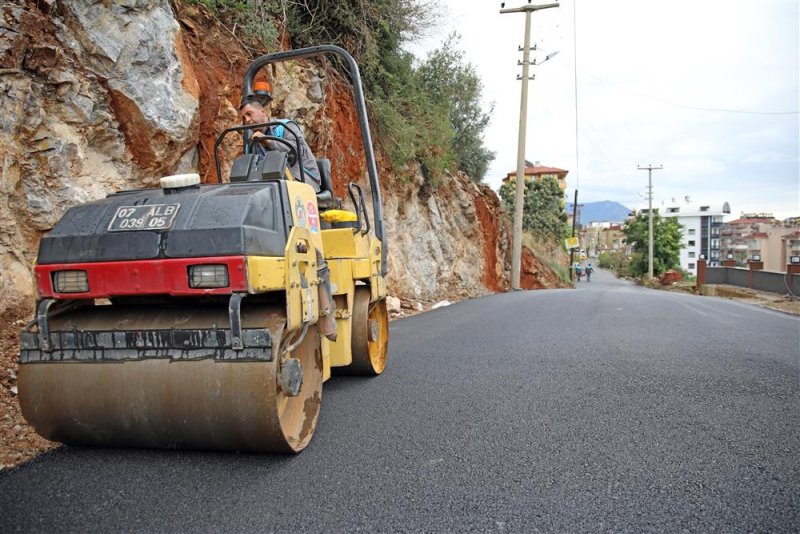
[384,172,510,300]
[0,0,562,316]
[0,0,200,310]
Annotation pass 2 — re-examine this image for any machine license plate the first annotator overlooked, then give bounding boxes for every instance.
[108,204,180,232]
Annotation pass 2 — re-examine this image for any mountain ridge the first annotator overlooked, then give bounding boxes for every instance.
[568,200,631,225]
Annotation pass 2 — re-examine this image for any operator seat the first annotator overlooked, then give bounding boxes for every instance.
[316,158,334,210]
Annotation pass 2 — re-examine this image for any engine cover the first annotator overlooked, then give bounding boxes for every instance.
[37,182,293,264]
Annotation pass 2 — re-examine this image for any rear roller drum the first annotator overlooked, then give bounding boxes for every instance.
[348,287,389,375]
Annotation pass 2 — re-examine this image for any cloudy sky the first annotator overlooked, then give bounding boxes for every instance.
[408,0,799,220]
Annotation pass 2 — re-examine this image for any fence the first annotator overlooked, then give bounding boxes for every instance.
[705,267,800,295]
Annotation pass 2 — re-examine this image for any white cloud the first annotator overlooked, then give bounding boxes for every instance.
[407,0,799,219]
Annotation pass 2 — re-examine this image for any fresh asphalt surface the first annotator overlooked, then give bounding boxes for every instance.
[1,269,798,532]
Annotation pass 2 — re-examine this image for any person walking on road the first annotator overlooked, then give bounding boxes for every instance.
[575,263,583,282]
[585,263,594,282]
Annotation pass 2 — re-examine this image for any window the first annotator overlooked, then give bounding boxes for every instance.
[688,263,696,269]
[689,252,696,258]
[667,207,679,213]
[688,228,696,235]
[700,206,709,212]
[688,240,696,246]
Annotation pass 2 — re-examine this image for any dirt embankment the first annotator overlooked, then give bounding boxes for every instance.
[0,311,57,470]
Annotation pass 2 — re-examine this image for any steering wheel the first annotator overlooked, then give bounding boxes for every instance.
[248,135,300,169]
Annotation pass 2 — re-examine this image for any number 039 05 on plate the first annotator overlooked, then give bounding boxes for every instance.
[108,204,180,232]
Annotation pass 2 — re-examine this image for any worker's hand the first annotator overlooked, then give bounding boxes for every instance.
[250,130,272,149]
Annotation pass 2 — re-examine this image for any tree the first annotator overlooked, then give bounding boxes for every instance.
[499,177,567,242]
[417,33,496,182]
[622,212,683,276]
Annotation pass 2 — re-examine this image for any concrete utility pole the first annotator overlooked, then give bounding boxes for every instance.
[637,164,663,279]
[568,188,579,280]
[501,1,559,290]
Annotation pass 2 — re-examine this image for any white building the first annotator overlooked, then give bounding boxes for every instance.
[662,200,731,274]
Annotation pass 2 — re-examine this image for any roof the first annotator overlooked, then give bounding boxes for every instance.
[505,165,569,176]
[727,217,777,225]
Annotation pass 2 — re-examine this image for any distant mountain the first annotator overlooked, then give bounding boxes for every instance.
[567,201,631,225]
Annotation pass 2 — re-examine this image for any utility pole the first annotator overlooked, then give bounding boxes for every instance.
[637,164,663,279]
[568,188,578,279]
[501,1,560,290]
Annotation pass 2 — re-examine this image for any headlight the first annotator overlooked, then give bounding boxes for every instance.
[189,264,229,288]
[52,270,89,293]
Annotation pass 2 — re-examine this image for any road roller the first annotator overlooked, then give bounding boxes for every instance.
[18,45,389,453]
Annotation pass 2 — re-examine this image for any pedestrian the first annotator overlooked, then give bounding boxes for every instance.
[575,263,583,282]
[585,263,593,282]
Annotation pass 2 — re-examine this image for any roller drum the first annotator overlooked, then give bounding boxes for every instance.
[18,304,322,453]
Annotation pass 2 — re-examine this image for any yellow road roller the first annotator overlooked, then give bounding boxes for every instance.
[18,45,389,453]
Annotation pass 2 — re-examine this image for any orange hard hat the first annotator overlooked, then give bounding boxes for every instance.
[253,81,271,93]
[240,80,272,108]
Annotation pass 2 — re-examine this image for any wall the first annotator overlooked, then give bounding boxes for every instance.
[705,267,799,295]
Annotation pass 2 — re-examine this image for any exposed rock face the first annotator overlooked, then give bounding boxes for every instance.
[0,0,199,311]
[384,172,510,300]
[0,0,560,316]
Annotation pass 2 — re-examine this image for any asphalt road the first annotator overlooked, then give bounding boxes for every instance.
[1,269,798,532]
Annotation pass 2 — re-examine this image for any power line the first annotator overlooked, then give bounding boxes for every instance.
[572,0,579,192]
[583,73,800,115]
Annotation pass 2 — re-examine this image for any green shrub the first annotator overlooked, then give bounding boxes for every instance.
[499,177,568,242]
[598,251,635,277]
[189,0,281,50]
[623,212,683,277]
[188,0,494,183]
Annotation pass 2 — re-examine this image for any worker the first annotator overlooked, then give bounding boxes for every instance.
[239,81,321,192]
[240,81,335,341]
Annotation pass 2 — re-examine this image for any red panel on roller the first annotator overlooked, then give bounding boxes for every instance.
[35,256,248,298]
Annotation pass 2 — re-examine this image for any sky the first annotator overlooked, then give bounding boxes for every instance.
[406,0,800,220]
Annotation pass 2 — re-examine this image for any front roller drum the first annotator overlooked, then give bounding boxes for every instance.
[347,287,389,375]
[18,304,322,453]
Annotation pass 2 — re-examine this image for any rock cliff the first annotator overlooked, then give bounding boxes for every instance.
[0,0,567,316]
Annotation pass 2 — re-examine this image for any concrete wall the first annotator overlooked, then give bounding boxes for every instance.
[705,267,800,295]
[730,268,750,288]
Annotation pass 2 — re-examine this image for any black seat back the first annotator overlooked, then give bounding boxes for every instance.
[317,158,333,194]
[316,158,334,210]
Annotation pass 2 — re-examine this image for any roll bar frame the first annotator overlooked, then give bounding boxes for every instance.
[243,45,387,277]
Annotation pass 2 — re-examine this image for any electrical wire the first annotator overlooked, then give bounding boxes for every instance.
[572,0,579,192]
[582,73,800,116]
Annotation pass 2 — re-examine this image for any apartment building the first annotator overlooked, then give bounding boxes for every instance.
[581,222,628,256]
[720,214,800,271]
[661,200,731,274]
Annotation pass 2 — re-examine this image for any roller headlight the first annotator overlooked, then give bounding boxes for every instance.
[189,264,229,288]
[52,270,89,293]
